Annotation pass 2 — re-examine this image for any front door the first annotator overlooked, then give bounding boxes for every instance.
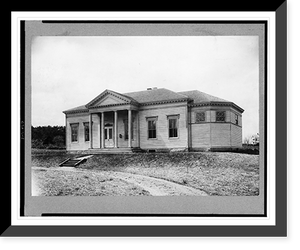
[104,127,114,147]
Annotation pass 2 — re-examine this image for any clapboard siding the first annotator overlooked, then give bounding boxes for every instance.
[116,110,138,148]
[210,123,231,147]
[231,124,242,147]
[191,124,211,147]
[65,104,243,151]
[66,113,90,150]
[139,105,188,149]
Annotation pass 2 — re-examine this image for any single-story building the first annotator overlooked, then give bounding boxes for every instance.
[63,87,244,153]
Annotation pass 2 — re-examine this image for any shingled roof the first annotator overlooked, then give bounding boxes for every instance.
[123,88,189,104]
[63,87,243,114]
[63,104,88,114]
[177,90,229,103]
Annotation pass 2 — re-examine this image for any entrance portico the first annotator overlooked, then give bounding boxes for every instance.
[82,89,140,151]
[88,108,138,150]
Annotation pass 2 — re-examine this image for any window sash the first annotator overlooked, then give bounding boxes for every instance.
[70,124,78,142]
[216,111,226,122]
[235,114,239,125]
[195,112,205,123]
[168,118,178,138]
[84,123,89,141]
[148,120,156,139]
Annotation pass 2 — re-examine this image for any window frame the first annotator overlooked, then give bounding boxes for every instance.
[216,111,226,122]
[195,111,206,123]
[167,114,179,139]
[146,116,158,140]
[70,123,79,143]
[83,122,90,142]
[234,113,239,125]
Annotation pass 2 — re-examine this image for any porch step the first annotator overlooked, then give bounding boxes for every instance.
[86,147,138,154]
[59,158,87,167]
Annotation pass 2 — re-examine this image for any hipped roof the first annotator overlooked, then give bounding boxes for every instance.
[63,88,243,113]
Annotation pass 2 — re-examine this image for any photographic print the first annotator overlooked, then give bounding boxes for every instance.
[7,5,287,237]
[31,35,260,198]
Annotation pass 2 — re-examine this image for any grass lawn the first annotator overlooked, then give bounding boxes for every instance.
[32,150,259,196]
[32,167,150,196]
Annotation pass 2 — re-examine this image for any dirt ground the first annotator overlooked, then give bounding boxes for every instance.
[32,150,260,196]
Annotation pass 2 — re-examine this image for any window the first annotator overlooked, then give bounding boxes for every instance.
[83,122,89,141]
[70,123,78,142]
[168,115,179,138]
[235,114,239,125]
[169,118,178,138]
[124,119,134,140]
[148,120,156,139]
[195,112,205,123]
[216,111,226,122]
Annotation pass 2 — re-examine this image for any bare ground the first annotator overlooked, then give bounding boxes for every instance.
[32,166,207,196]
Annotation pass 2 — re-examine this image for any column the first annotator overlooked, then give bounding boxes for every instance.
[101,112,105,148]
[128,109,132,148]
[89,113,93,149]
[136,111,140,148]
[114,111,118,148]
[97,114,101,149]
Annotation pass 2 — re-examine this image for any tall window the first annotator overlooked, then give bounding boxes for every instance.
[83,122,89,141]
[168,115,179,138]
[195,112,205,123]
[70,123,78,142]
[216,111,226,122]
[147,118,157,139]
[124,119,134,140]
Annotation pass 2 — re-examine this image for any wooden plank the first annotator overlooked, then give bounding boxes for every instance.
[58,158,70,166]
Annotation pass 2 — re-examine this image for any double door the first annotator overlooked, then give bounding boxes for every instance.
[104,126,114,147]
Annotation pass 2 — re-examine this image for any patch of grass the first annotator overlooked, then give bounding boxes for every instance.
[32,151,259,196]
[32,168,150,196]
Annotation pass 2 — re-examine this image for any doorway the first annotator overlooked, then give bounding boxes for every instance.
[104,126,114,148]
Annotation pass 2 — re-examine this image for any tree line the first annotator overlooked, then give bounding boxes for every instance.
[32,126,66,149]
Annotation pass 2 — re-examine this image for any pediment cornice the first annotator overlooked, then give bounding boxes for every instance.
[85,89,139,109]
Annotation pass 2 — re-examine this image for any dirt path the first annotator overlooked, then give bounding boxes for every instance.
[32,167,208,196]
[107,171,207,196]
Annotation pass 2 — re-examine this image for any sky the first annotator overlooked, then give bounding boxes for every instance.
[31,36,259,139]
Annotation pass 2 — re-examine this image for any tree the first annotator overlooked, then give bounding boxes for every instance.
[251,133,259,145]
[32,126,65,148]
[52,135,64,147]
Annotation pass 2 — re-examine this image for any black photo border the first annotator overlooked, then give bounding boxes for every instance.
[5,2,286,237]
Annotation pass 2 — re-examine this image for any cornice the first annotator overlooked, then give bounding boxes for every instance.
[86,90,139,108]
[189,101,244,113]
[89,102,139,109]
[140,98,189,106]
[63,109,89,114]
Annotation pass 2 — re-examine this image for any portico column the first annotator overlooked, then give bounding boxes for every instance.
[128,109,132,148]
[136,111,140,147]
[101,112,105,148]
[114,111,118,148]
[89,113,93,149]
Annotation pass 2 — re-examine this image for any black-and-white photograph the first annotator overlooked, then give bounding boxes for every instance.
[25,21,265,216]
[7,4,289,239]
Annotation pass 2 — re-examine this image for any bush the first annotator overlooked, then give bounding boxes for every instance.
[32,126,66,149]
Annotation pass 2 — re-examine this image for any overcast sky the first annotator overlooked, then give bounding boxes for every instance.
[31,36,259,139]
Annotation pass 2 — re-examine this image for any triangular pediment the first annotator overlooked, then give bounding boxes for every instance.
[86,89,133,108]
[93,95,126,106]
